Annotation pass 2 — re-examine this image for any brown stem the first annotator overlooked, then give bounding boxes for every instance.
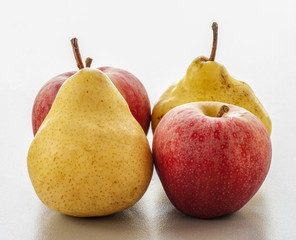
[71,38,84,69]
[85,57,93,68]
[216,105,229,117]
[209,22,218,61]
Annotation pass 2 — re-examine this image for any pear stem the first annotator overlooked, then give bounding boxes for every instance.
[216,105,229,117]
[209,22,218,61]
[71,38,84,69]
[85,57,93,68]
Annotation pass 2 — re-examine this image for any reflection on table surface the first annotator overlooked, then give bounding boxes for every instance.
[34,173,271,240]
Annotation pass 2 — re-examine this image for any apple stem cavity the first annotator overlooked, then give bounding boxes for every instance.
[71,38,85,69]
[216,105,229,118]
[85,57,93,68]
[209,22,218,61]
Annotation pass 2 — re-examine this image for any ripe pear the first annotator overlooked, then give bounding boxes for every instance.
[152,23,271,135]
[27,39,153,217]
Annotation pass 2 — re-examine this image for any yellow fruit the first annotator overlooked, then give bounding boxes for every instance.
[152,23,271,135]
[27,39,152,217]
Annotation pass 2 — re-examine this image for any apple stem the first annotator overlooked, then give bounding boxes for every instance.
[209,22,218,61]
[85,57,93,68]
[216,105,229,117]
[71,38,84,69]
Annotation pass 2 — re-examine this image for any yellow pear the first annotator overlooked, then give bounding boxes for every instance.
[27,39,153,217]
[152,23,271,135]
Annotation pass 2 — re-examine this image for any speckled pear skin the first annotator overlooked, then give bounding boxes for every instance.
[27,69,153,217]
[152,57,272,135]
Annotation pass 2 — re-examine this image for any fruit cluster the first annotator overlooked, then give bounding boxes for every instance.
[27,22,272,219]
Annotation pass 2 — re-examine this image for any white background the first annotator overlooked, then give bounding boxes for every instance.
[1,0,296,239]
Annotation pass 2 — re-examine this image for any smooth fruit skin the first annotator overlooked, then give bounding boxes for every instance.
[153,101,272,218]
[28,69,153,217]
[151,57,272,135]
[99,67,151,134]
[32,67,151,135]
[32,71,76,135]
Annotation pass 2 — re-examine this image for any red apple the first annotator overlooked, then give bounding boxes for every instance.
[32,71,76,135]
[32,67,151,135]
[98,66,151,135]
[152,101,272,218]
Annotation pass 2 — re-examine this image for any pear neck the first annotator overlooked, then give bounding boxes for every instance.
[185,57,208,78]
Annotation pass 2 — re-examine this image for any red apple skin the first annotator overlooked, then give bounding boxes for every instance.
[152,101,272,219]
[32,71,76,135]
[32,67,151,135]
[98,66,151,135]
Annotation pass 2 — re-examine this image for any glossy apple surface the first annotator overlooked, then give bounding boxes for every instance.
[98,66,151,135]
[152,101,272,218]
[32,67,151,135]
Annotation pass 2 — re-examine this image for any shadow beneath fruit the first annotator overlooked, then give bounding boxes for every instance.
[33,172,271,240]
[34,201,152,240]
[154,191,271,240]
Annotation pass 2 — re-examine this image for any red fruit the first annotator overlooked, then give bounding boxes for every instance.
[32,67,150,135]
[153,102,272,218]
